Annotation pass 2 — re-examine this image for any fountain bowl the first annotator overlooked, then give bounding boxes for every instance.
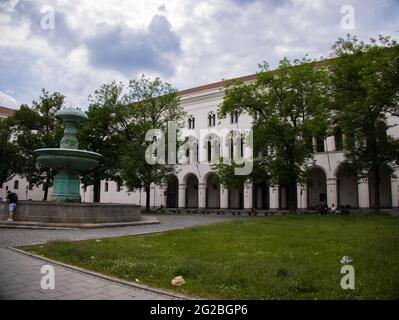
[35,148,102,171]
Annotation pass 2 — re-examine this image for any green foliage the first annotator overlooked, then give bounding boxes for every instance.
[79,75,184,209]
[0,117,23,185]
[120,75,185,211]
[217,57,329,210]
[9,89,65,199]
[78,81,128,200]
[329,35,399,209]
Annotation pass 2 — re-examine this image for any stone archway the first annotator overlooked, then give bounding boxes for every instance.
[253,180,269,210]
[306,167,327,209]
[185,174,199,208]
[166,175,179,208]
[205,173,220,209]
[228,185,244,209]
[369,165,392,208]
[336,166,358,208]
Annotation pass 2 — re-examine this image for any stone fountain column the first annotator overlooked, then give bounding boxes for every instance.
[35,109,103,203]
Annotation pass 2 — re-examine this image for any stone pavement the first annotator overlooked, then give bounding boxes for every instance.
[0,214,244,300]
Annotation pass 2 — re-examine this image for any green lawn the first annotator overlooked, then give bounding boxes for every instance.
[24,215,399,300]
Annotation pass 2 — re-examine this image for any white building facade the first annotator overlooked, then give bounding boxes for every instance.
[1,74,399,210]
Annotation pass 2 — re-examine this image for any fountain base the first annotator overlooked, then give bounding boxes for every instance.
[52,170,81,202]
[2,201,145,226]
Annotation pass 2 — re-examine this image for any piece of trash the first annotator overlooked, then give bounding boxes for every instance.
[171,276,186,287]
[96,239,102,243]
[340,256,353,264]
[135,279,140,283]
[90,256,95,259]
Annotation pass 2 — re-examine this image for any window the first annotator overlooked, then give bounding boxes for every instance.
[208,112,216,127]
[207,140,212,162]
[315,136,325,153]
[116,182,122,192]
[240,136,244,157]
[14,180,19,190]
[334,128,343,151]
[230,112,239,124]
[28,182,33,191]
[188,115,195,129]
[104,182,109,192]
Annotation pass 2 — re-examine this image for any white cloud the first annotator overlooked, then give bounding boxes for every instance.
[0,91,18,108]
[0,0,398,107]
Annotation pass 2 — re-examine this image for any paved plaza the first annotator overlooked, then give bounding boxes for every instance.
[0,214,243,300]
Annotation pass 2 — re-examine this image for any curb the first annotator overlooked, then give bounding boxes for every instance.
[9,247,195,300]
[0,216,160,230]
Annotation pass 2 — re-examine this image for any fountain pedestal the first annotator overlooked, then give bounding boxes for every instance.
[52,170,81,202]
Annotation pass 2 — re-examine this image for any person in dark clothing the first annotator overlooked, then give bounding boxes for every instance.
[6,190,18,222]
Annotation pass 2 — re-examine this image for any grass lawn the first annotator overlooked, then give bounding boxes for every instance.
[24,215,399,300]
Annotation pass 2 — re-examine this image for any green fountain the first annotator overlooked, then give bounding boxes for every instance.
[34,108,102,202]
[0,108,156,228]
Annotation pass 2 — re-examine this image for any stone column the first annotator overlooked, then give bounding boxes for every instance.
[269,186,279,210]
[244,181,253,209]
[358,178,369,208]
[198,183,206,208]
[297,184,307,209]
[326,178,337,208]
[178,184,186,208]
[220,184,228,209]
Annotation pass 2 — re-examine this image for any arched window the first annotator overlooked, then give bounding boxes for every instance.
[230,111,239,124]
[14,180,19,190]
[184,136,198,163]
[116,181,122,192]
[205,136,220,163]
[208,112,216,127]
[104,182,109,192]
[207,140,212,162]
[188,115,195,129]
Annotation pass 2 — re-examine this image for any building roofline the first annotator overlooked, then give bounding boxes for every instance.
[0,106,16,116]
[178,74,257,96]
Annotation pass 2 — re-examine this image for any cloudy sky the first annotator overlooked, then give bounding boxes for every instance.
[0,0,398,109]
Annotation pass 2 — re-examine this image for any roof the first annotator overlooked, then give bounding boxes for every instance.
[178,73,257,96]
[0,106,16,116]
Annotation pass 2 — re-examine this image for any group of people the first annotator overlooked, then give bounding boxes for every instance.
[1,190,18,222]
[318,203,350,215]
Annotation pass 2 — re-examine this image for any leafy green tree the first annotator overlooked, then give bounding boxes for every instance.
[78,82,128,202]
[120,75,185,212]
[329,35,399,210]
[0,117,23,186]
[10,89,65,200]
[218,58,329,211]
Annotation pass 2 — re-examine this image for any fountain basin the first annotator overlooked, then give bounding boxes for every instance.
[35,148,102,171]
[0,201,158,229]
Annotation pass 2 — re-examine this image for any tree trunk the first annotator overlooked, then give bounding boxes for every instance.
[288,181,297,212]
[373,165,381,212]
[42,173,50,201]
[145,186,151,212]
[93,179,101,203]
